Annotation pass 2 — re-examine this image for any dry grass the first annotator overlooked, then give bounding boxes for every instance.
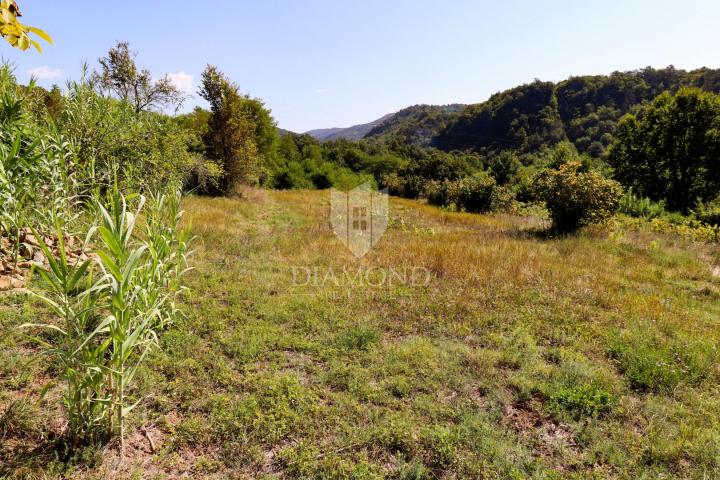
[1,189,719,479]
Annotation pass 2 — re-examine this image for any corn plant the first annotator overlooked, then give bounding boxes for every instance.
[141,189,193,329]
[21,189,191,455]
[20,222,108,445]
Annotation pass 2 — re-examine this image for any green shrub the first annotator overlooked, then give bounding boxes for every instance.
[424,179,447,207]
[455,174,496,213]
[694,197,720,226]
[532,161,623,232]
[619,188,668,219]
[425,174,496,213]
[490,185,516,211]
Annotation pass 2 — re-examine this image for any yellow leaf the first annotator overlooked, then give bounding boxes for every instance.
[17,33,28,50]
[27,26,52,44]
[29,38,41,53]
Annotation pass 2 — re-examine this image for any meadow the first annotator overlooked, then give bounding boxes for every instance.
[1,189,719,479]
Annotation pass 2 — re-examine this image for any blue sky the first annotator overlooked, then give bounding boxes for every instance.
[6,0,720,132]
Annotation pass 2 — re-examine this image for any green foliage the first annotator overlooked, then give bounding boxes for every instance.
[97,41,184,113]
[269,132,373,190]
[694,196,720,226]
[549,384,614,420]
[455,174,497,212]
[532,161,623,232]
[619,188,668,219]
[60,69,197,194]
[426,173,498,213]
[199,65,278,193]
[434,67,720,159]
[21,191,190,450]
[608,87,720,212]
[338,327,380,351]
[609,330,718,393]
[486,150,521,185]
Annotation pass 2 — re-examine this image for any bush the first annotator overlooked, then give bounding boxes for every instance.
[425,174,496,213]
[532,162,623,232]
[619,188,668,219]
[490,185,516,212]
[694,197,720,226]
[455,174,496,213]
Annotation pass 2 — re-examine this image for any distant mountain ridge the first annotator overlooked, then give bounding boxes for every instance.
[304,113,394,141]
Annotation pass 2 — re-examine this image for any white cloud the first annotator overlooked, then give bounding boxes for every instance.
[26,66,63,81]
[315,88,328,94]
[166,71,194,94]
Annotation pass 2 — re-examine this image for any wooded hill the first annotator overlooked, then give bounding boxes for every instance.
[349,67,720,156]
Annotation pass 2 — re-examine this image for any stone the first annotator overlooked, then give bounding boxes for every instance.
[23,233,41,247]
[33,250,46,265]
[0,276,11,291]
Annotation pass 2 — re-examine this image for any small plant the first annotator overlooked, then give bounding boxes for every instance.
[609,331,718,393]
[0,398,43,440]
[338,327,380,351]
[549,383,614,420]
[532,161,623,232]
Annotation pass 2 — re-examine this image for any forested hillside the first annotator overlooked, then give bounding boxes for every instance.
[364,104,463,146]
[432,67,720,157]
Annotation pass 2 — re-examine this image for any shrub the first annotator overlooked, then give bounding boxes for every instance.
[619,188,668,219]
[490,185,516,212]
[425,174,496,213]
[381,172,405,196]
[694,197,720,226]
[403,175,427,199]
[455,174,496,213]
[424,179,447,207]
[532,162,623,232]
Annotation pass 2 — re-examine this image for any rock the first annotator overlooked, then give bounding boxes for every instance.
[23,233,41,247]
[713,266,720,278]
[0,276,12,291]
[33,250,47,265]
[10,276,24,289]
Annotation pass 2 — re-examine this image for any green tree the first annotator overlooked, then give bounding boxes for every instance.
[199,65,277,193]
[97,41,184,113]
[607,87,720,212]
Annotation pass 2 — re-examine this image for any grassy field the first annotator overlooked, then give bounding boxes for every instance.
[2,189,720,479]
